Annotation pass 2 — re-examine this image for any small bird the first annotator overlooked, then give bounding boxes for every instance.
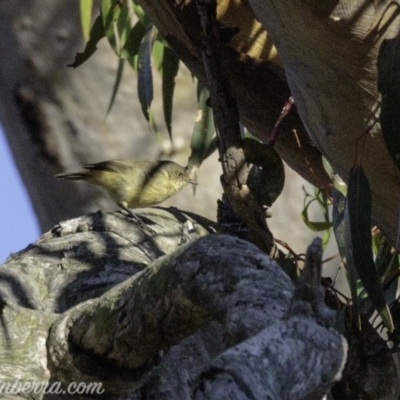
[55,159,197,217]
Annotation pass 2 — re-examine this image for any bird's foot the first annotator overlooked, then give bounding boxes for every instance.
[120,206,156,235]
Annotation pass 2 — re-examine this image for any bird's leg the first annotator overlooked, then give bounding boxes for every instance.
[119,204,156,235]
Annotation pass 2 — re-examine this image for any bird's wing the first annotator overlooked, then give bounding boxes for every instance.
[83,159,150,173]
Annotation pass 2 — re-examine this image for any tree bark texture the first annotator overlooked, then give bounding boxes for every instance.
[0,210,346,399]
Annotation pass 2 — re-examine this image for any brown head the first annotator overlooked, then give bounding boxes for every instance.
[160,161,196,192]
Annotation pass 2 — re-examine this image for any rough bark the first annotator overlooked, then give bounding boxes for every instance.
[0,211,346,399]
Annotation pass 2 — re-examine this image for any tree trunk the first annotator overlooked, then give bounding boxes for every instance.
[0,210,347,399]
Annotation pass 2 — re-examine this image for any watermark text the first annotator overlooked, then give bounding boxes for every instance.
[0,380,105,395]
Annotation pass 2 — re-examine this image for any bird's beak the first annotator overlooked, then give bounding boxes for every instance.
[187,179,198,185]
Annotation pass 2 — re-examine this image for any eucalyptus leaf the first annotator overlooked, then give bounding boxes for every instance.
[131,0,150,27]
[69,15,105,68]
[322,157,347,197]
[104,58,125,118]
[147,108,159,136]
[153,40,164,72]
[80,0,93,41]
[188,85,215,171]
[345,166,393,331]
[375,235,400,306]
[332,187,361,330]
[102,0,131,56]
[137,26,155,122]
[162,46,180,139]
[121,20,146,67]
[301,187,332,248]
[301,202,332,232]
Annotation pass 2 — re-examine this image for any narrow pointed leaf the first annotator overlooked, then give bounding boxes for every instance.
[375,235,400,305]
[137,26,154,122]
[104,58,125,119]
[322,157,347,197]
[80,0,93,41]
[301,203,332,232]
[203,137,218,160]
[188,85,215,171]
[301,188,332,245]
[345,166,393,331]
[131,1,150,27]
[121,20,146,67]
[69,15,105,68]
[153,39,164,72]
[102,0,119,53]
[332,187,361,329]
[102,0,130,56]
[147,108,159,136]
[162,46,180,139]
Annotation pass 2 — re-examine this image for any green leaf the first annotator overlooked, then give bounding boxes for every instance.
[321,229,331,249]
[378,38,400,173]
[147,108,159,136]
[345,166,394,331]
[104,58,125,119]
[332,187,361,330]
[384,254,399,306]
[162,46,180,139]
[188,84,216,171]
[137,25,155,122]
[69,15,105,68]
[102,0,131,56]
[155,31,171,48]
[203,137,218,160]
[121,20,146,67]
[322,157,347,197]
[301,187,332,248]
[152,39,164,72]
[80,0,93,41]
[375,234,400,305]
[301,207,332,231]
[131,1,150,27]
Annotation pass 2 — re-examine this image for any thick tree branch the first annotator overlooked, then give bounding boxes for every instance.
[0,211,346,398]
[196,0,275,253]
[48,232,293,394]
[194,238,346,400]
